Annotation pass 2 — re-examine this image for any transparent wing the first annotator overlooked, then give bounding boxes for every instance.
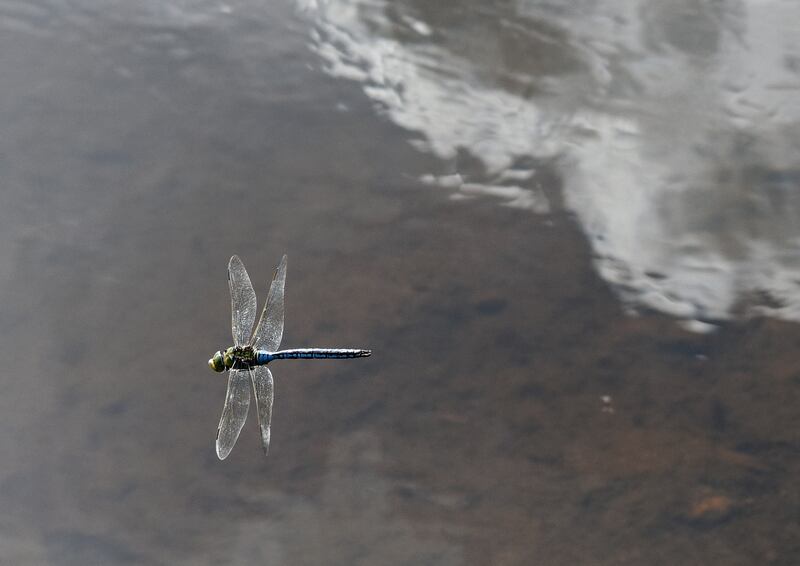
[216,368,251,460]
[228,255,258,347]
[250,254,287,351]
[250,365,274,455]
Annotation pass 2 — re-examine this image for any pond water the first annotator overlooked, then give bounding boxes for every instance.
[0,1,797,564]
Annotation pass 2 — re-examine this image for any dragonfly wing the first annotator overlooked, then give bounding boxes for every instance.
[216,368,251,460]
[250,365,274,455]
[228,255,258,347]
[250,254,287,351]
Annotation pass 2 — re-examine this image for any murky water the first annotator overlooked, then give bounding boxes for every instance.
[0,1,797,564]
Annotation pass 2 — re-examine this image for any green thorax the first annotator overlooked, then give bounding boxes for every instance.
[224,345,256,368]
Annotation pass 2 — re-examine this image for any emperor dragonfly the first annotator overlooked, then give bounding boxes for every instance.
[209,254,371,459]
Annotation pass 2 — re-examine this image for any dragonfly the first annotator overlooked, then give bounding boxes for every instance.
[208,254,371,460]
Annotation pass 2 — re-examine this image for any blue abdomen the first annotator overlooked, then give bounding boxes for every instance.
[255,351,273,365]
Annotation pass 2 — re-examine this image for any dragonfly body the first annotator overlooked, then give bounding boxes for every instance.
[208,254,371,460]
[210,345,371,369]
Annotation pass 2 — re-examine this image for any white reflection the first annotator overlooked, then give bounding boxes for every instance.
[420,173,550,212]
[300,0,800,325]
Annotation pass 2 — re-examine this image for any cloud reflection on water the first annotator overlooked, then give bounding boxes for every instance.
[300,0,800,326]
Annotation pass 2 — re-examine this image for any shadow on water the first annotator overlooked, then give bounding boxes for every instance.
[0,0,797,564]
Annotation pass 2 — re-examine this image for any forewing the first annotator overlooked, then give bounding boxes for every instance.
[250,365,274,455]
[250,254,287,351]
[216,368,251,460]
[228,255,257,347]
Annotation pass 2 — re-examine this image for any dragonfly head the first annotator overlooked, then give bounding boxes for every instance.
[209,346,244,372]
[208,350,226,373]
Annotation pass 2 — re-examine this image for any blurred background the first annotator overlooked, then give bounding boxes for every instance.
[0,0,798,564]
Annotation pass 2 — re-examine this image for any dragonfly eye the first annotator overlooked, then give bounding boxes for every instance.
[208,351,226,372]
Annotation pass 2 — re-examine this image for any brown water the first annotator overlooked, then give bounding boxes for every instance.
[0,1,798,564]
